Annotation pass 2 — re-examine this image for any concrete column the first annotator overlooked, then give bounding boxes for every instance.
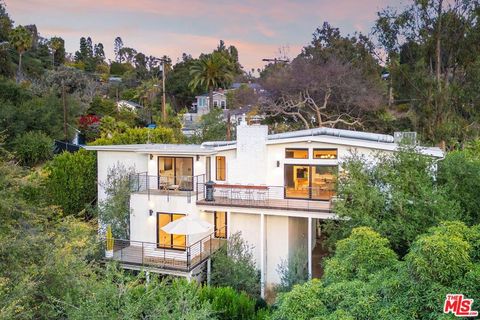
[227,211,231,239]
[260,213,265,298]
[308,217,312,279]
[207,258,211,285]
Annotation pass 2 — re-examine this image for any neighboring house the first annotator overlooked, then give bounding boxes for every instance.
[85,123,443,298]
[117,100,142,112]
[182,91,227,136]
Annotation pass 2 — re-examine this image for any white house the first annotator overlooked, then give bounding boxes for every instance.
[85,123,443,298]
[182,91,228,136]
[116,100,142,112]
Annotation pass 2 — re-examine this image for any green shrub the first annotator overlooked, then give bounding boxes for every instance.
[44,149,97,217]
[211,232,260,298]
[199,286,257,320]
[13,131,53,166]
[90,126,177,145]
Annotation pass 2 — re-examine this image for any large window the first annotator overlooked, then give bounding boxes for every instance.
[284,165,337,200]
[158,157,194,190]
[214,211,227,239]
[285,148,308,159]
[157,213,186,250]
[313,149,337,159]
[216,156,226,181]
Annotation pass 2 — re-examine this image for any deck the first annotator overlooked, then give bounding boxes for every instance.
[106,237,225,273]
[196,196,332,213]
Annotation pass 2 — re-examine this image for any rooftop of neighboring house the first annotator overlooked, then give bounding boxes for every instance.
[85,125,444,158]
[195,91,227,98]
[230,82,262,90]
[117,100,142,109]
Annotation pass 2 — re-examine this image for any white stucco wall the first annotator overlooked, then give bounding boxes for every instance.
[97,151,148,202]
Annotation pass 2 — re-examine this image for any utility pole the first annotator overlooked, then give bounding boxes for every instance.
[160,58,168,122]
[62,82,67,141]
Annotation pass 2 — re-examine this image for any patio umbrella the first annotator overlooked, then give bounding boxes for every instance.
[161,215,213,235]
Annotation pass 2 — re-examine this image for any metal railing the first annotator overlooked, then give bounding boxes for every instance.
[129,173,206,201]
[104,226,226,272]
[196,183,334,212]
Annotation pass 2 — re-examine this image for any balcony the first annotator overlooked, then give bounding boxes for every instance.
[104,228,226,273]
[196,183,333,213]
[129,173,205,200]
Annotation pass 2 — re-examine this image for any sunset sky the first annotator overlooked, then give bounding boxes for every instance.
[5,0,400,70]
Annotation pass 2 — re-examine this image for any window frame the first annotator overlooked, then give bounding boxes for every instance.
[285,148,309,159]
[214,211,227,239]
[156,213,186,251]
[313,148,338,159]
[216,156,226,181]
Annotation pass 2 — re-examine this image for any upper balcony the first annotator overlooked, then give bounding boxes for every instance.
[129,172,205,201]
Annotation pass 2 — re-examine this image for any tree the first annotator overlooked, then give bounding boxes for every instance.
[196,107,227,142]
[211,232,260,297]
[44,149,97,218]
[98,164,134,238]
[329,148,460,256]
[48,36,65,67]
[114,36,123,62]
[261,23,385,131]
[189,51,235,109]
[374,0,480,145]
[89,126,177,145]
[438,140,480,225]
[9,25,32,81]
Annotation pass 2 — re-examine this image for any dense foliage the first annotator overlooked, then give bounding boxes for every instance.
[329,148,459,256]
[273,224,480,319]
[210,233,261,298]
[12,131,53,166]
[44,149,97,217]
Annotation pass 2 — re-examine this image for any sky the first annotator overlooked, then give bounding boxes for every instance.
[5,0,401,71]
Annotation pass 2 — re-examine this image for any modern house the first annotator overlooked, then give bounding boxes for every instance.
[85,123,443,298]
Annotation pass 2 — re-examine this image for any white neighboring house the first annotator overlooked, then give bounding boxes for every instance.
[116,100,142,112]
[85,123,443,298]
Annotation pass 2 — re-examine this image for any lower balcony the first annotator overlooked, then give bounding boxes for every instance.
[104,230,226,273]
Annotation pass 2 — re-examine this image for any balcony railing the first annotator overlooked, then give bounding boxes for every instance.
[129,173,206,200]
[196,183,334,212]
[104,227,226,272]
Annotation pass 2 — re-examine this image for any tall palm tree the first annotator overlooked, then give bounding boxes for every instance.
[49,37,63,68]
[9,25,32,81]
[189,52,235,109]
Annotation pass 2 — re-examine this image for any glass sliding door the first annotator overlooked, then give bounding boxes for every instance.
[311,165,337,200]
[284,165,310,199]
[157,213,186,250]
[158,157,194,190]
[284,165,337,200]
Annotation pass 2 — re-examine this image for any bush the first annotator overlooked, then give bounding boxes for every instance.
[44,149,97,217]
[276,245,308,293]
[90,127,177,145]
[323,227,398,283]
[13,131,53,166]
[210,232,260,297]
[199,286,257,320]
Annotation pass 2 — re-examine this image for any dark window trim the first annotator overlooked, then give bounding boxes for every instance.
[214,211,227,239]
[156,212,186,251]
[216,156,226,181]
[285,148,309,159]
[313,148,338,159]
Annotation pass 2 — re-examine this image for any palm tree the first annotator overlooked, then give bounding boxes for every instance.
[189,52,235,109]
[9,25,32,81]
[49,37,63,68]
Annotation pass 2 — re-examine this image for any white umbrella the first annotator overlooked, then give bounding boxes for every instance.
[161,215,213,235]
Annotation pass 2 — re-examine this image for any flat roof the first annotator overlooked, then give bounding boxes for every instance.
[84,143,216,155]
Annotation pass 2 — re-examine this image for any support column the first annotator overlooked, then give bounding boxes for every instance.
[260,213,265,299]
[227,211,231,239]
[207,258,211,285]
[308,217,312,279]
